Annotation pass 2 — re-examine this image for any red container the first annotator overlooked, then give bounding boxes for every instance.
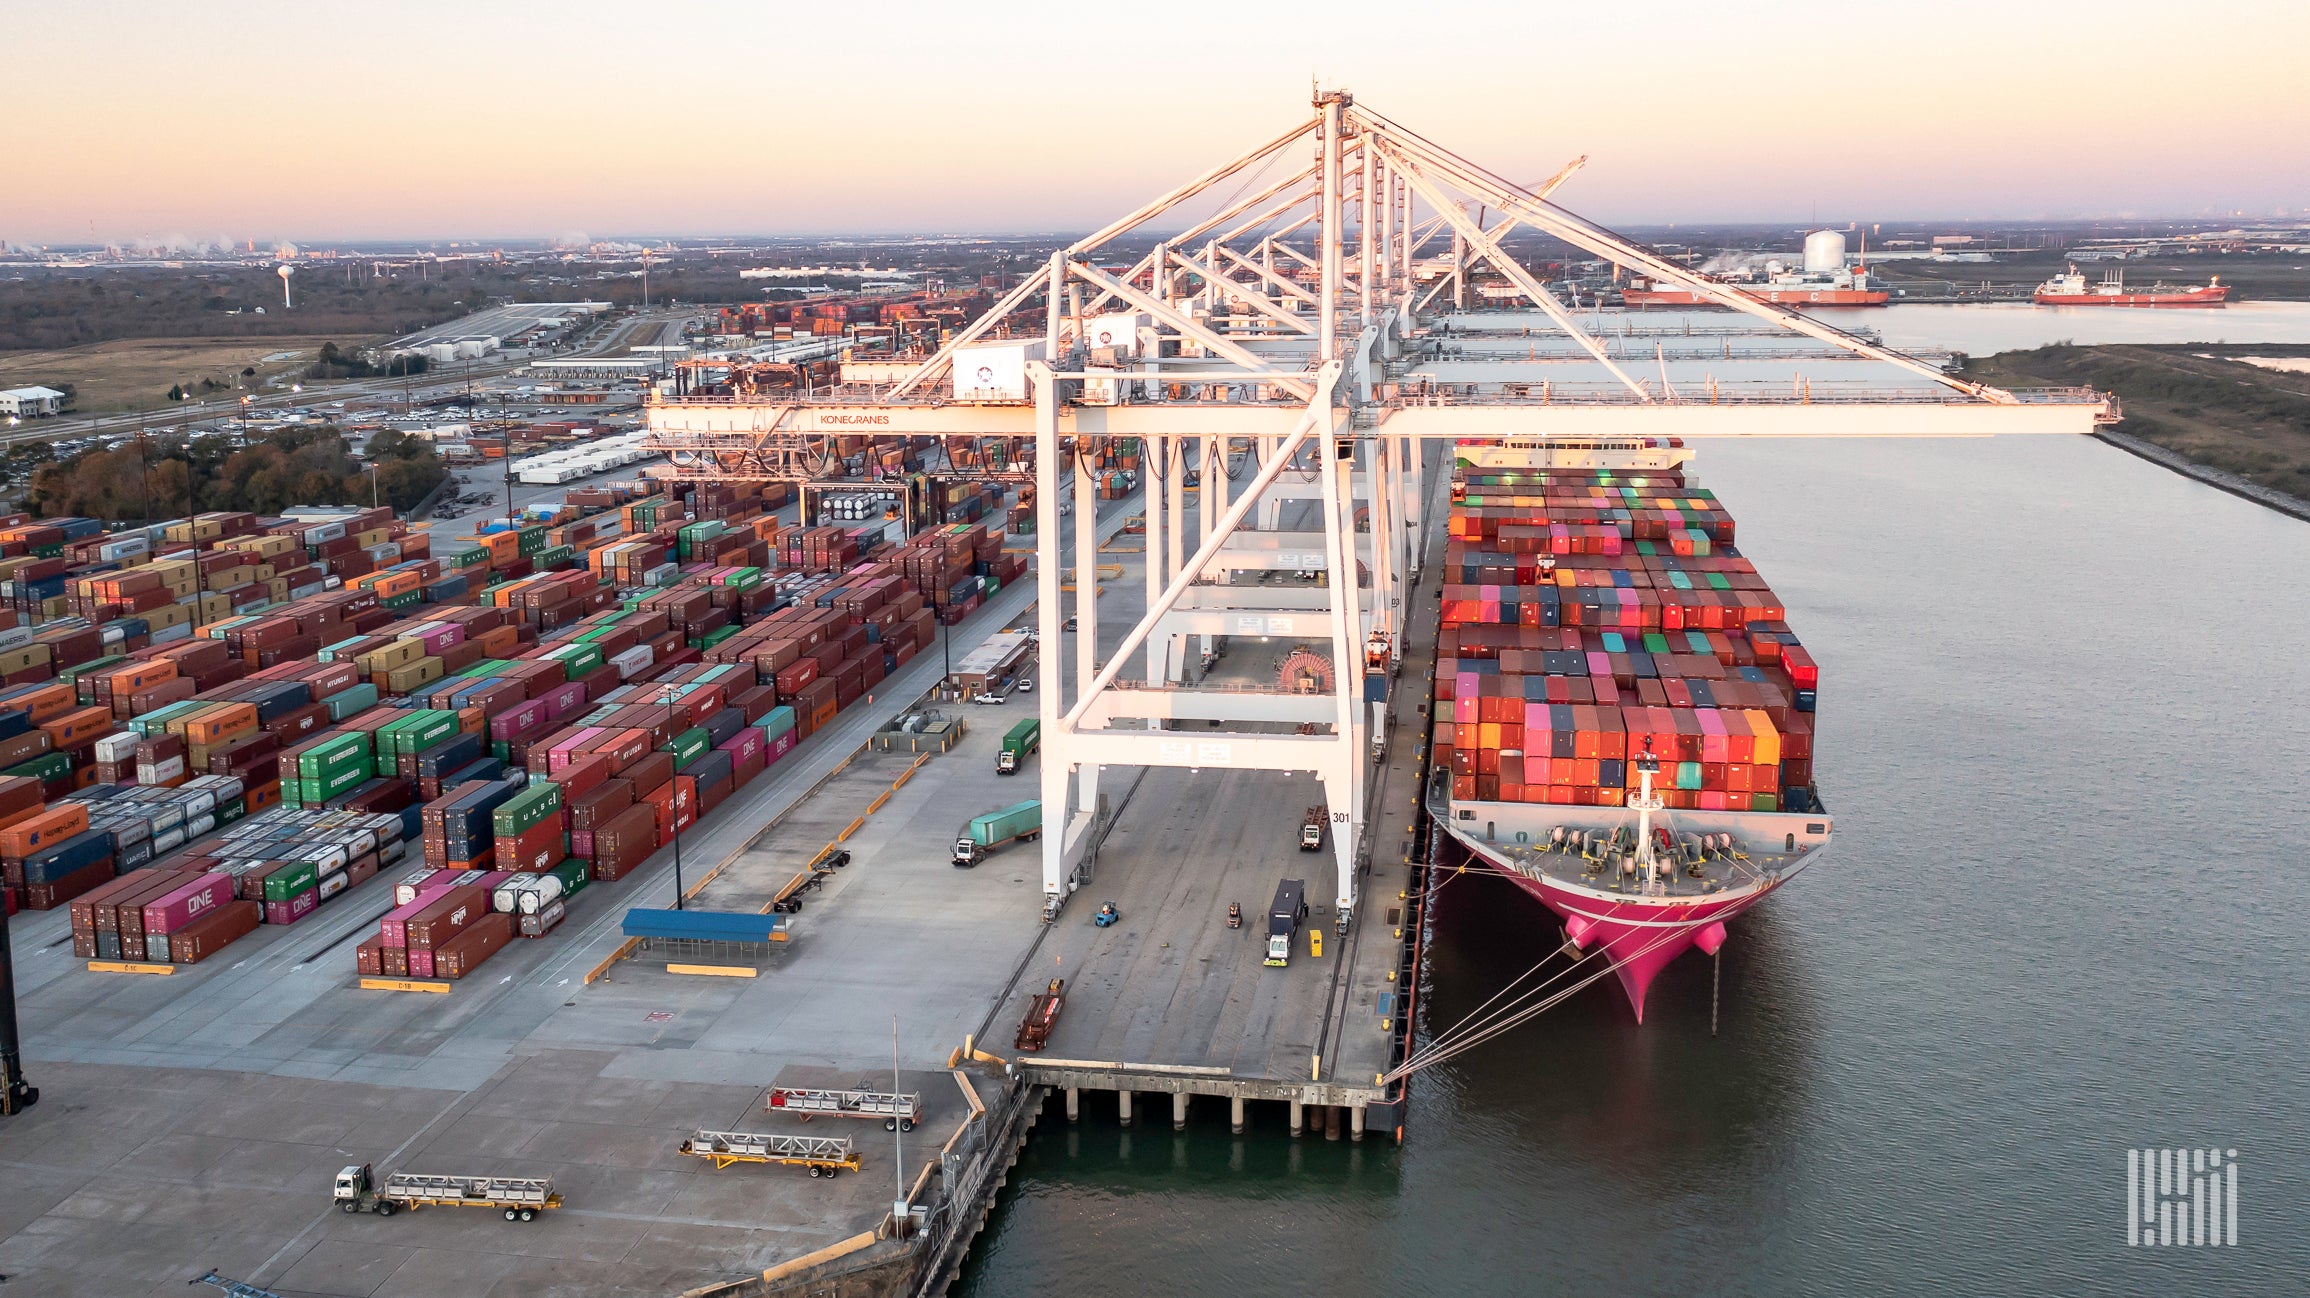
[169,901,261,964]
[435,912,515,979]
[404,884,489,950]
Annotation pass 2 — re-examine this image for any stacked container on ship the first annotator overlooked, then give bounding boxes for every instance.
[1427,437,1832,1021]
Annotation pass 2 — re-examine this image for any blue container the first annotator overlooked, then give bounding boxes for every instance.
[621,907,784,944]
[703,707,745,747]
[444,757,504,789]
[415,731,483,779]
[23,827,115,884]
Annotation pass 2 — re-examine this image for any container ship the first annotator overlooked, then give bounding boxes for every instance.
[2033,266,2229,307]
[1623,228,1889,308]
[1425,437,1832,1022]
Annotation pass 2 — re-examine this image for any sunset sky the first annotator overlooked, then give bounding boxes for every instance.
[13,0,2308,246]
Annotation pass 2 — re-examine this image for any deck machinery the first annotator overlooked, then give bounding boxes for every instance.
[643,88,2113,937]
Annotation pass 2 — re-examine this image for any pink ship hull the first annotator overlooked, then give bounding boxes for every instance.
[1485,852,1786,1022]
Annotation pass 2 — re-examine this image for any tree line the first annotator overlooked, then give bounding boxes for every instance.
[27,424,448,521]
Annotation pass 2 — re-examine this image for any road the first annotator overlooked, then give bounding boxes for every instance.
[14,308,697,450]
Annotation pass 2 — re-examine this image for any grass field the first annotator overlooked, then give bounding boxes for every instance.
[0,335,375,414]
[1965,343,2310,500]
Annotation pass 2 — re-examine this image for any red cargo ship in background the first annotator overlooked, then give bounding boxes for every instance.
[2033,266,2230,307]
[1426,437,1831,1022]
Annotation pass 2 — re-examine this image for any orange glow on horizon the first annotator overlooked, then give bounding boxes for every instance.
[10,0,2308,244]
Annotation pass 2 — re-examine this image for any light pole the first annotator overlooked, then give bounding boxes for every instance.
[660,684,687,909]
[0,892,34,1115]
[367,463,380,510]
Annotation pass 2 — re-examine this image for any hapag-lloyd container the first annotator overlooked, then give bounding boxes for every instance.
[405,884,489,949]
[142,872,235,935]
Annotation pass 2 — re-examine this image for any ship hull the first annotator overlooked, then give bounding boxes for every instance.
[2032,287,2229,307]
[1434,796,1831,1023]
[1625,287,1890,307]
[1473,847,1781,1022]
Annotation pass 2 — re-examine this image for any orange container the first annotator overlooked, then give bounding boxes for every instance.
[41,705,115,749]
[13,682,76,725]
[106,660,179,695]
[182,702,259,747]
[0,804,90,858]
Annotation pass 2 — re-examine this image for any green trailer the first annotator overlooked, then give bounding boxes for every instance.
[953,800,1041,867]
[996,718,1040,775]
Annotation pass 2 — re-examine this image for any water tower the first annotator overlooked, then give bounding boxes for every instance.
[1802,230,1847,274]
[277,264,295,308]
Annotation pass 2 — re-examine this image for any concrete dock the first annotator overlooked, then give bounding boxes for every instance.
[0,458,1442,1296]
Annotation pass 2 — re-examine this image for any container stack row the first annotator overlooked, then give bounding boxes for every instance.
[0,480,1026,968]
[1433,467,1822,815]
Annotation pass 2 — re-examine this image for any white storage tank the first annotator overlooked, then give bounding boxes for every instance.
[1803,230,1847,274]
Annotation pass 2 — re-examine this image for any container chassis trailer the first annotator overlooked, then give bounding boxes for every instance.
[333,1164,562,1221]
[767,1084,923,1131]
[679,1129,861,1177]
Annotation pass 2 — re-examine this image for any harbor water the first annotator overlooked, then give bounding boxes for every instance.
[954,315,2310,1296]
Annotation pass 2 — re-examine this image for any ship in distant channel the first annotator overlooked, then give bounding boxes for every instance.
[2033,265,2229,307]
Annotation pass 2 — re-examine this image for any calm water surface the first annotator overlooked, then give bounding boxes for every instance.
[956,316,2310,1298]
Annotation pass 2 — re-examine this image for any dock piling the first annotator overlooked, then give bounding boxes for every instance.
[1323,1105,1342,1141]
[1065,1086,1080,1122]
[1289,1100,1304,1137]
[1172,1091,1189,1131]
[1117,1089,1133,1127]
[1351,1104,1367,1142]
[1230,1095,1246,1135]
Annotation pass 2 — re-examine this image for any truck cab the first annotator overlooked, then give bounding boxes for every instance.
[335,1164,374,1206]
[1300,806,1325,851]
[952,837,981,868]
[996,749,1019,775]
[1264,879,1307,967]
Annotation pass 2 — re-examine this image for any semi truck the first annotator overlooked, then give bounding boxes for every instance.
[954,800,1042,867]
[333,1164,562,1221]
[997,718,1040,774]
[1299,806,1326,851]
[1264,879,1307,967]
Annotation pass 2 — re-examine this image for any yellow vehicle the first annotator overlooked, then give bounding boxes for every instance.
[679,1130,861,1178]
